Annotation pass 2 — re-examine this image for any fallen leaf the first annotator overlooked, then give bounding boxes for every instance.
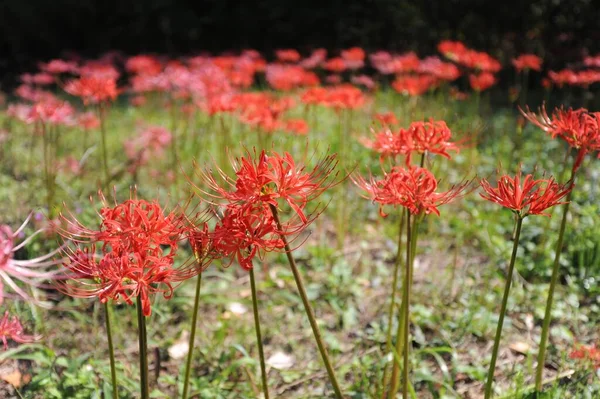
[1,369,21,387]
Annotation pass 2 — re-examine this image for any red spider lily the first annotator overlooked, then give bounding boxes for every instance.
[374,112,398,126]
[480,171,571,217]
[512,54,543,73]
[402,119,459,164]
[301,87,328,106]
[341,47,366,69]
[18,98,75,126]
[195,149,339,224]
[125,55,163,76]
[323,57,347,73]
[124,126,173,173]
[360,127,405,159]
[211,203,285,270]
[77,112,100,130]
[360,119,459,164]
[569,344,600,369]
[282,119,309,135]
[300,49,327,69]
[354,166,468,217]
[417,57,461,81]
[584,54,600,68]
[64,76,119,105]
[323,85,366,111]
[14,85,55,102]
[265,65,319,91]
[469,72,497,91]
[520,106,600,171]
[0,311,40,350]
[438,40,468,62]
[59,193,202,316]
[40,59,79,75]
[0,215,64,305]
[548,69,600,88]
[392,75,438,96]
[275,49,301,63]
[351,75,376,90]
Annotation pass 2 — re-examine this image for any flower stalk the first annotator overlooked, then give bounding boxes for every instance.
[484,216,523,398]
[182,272,203,399]
[250,267,270,399]
[269,204,343,398]
[104,303,118,399]
[137,296,150,399]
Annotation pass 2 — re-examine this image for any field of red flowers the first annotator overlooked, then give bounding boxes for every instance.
[0,42,599,398]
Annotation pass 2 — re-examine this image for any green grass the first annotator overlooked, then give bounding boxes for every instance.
[1,89,599,398]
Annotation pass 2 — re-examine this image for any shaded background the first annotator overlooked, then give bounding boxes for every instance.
[1,0,599,88]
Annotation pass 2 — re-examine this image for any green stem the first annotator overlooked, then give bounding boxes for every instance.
[182,272,203,399]
[380,211,405,397]
[98,105,110,188]
[485,216,523,399]
[535,187,574,391]
[402,215,420,399]
[250,267,270,399]
[104,303,118,399]
[137,296,150,399]
[269,204,343,398]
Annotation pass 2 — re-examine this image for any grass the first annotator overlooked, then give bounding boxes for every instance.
[1,87,599,398]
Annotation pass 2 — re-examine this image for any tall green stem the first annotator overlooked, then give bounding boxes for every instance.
[98,104,110,188]
[137,297,150,399]
[104,303,118,399]
[535,184,574,391]
[380,211,405,397]
[484,216,523,399]
[182,272,203,399]
[269,204,343,398]
[250,267,270,399]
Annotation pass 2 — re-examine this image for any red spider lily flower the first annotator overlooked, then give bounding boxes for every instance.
[569,344,600,370]
[65,76,119,105]
[40,59,79,75]
[265,65,319,91]
[77,112,100,130]
[283,119,309,135]
[438,40,468,62]
[276,49,301,63]
[512,54,543,73]
[79,62,120,80]
[125,55,163,76]
[469,72,496,91]
[520,106,600,171]
[351,75,376,90]
[374,112,398,126]
[392,75,438,96]
[0,215,64,305]
[323,57,347,73]
[584,54,600,68]
[417,57,461,81]
[124,126,173,173]
[13,85,54,102]
[360,127,405,159]
[212,203,285,270]
[354,166,468,217]
[402,119,459,164]
[301,87,329,106]
[0,311,40,350]
[300,48,327,69]
[59,193,201,316]
[24,98,75,126]
[341,47,365,69]
[479,171,571,217]
[195,150,338,224]
[325,74,342,85]
[323,84,366,111]
[30,73,55,86]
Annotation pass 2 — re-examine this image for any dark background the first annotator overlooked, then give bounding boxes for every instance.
[1,0,599,88]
